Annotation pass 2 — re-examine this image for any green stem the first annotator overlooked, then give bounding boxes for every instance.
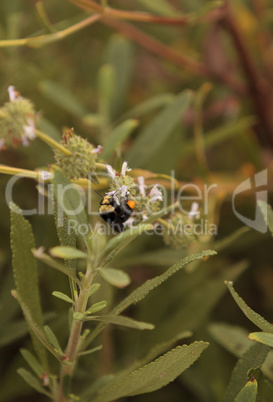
[0,14,101,48]
[157,217,171,229]
[56,266,95,402]
[35,129,72,156]
[0,164,39,179]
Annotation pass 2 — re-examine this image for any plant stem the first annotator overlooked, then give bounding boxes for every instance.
[56,266,95,402]
[0,164,39,179]
[222,0,273,146]
[0,14,100,48]
[35,129,72,156]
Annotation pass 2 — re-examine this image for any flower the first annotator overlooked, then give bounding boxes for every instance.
[188,202,200,219]
[8,86,21,102]
[137,176,146,196]
[40,171,51,181]
[54,129,101,179]
[91,145,103,154]
[0,86,37,150]
[106,161,135,195]
[148,184,163,203]
[121,161,131,176]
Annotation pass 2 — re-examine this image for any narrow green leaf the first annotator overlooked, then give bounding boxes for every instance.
[214,227,250,252]
[258,201,273,236]
[249,332,273,348]
[83,250,216,349]
[223,342,270,402]
[32,248,81,286]
[11,290,62,361]
[181,116,257,157]
[78,345,103,357]
[20,349,44,377]
[17,368,52,398]
[235,378,258,402]
[104,35,133,119]
[89,283,101,297]
[51,166,89,249]
[98,64,116,125]
[86,314,154,330]
[100,223,153,268]
[225,281,273,334]
[50,246,88,260]
[209,323,251,357]
[73,312,85,320]
[127,91,193,167]
[99,268,131,288]
[114,251,216,315]
[10,203,47,368]
[39,80,87,118]
[94,341,209,402]
[87,301,107,315]
[101,119,139,160]
[81,331,191,400]
[52,189,78,302]
[52,291,75,305]
[120,93,173,121]
[44,325,63,353]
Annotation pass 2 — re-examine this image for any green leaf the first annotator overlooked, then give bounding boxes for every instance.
[225,281,273,334]
[11,290,62,361]
[180,116,257,157]
[94,341,209,401]
[223,342,269,402]
[127,91,193,167]
[100,223,153,267]
[99,268,131,288]
[51,166,89,249]
[10,203,47,368]
[52,189,78,302]
[78,345,103,357]
[85,314,154,330]
[17,368,52,398]
[32,248,81,286]
[104,35,133,119]
[89,283,101,297]
[214,227,250,252]
[83,250,216,348]
[258,201,273,236]
[20,349,44,377]
[249,332,273,348]
[235,378,258,402]
[52,291,75,305]
[113,251,216,315]
[50,246,88,259]
[73,312,85,320]
[86,301,107,315]
[101,119,139,160]
[44,325,63,353]
[98,64,116,126]
[209,323,251,357]
[120,93,173,121]
[39,80,87,118]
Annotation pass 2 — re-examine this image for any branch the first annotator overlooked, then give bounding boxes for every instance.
[68,0,226,26]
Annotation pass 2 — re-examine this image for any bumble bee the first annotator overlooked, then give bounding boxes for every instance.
[99,192,135,233]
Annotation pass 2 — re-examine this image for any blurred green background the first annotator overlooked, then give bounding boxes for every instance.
[1,1,273,401]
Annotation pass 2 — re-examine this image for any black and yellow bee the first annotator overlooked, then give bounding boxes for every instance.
[99,192,135,233]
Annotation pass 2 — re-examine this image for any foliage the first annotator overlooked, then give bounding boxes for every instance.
[0,1,273,402]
